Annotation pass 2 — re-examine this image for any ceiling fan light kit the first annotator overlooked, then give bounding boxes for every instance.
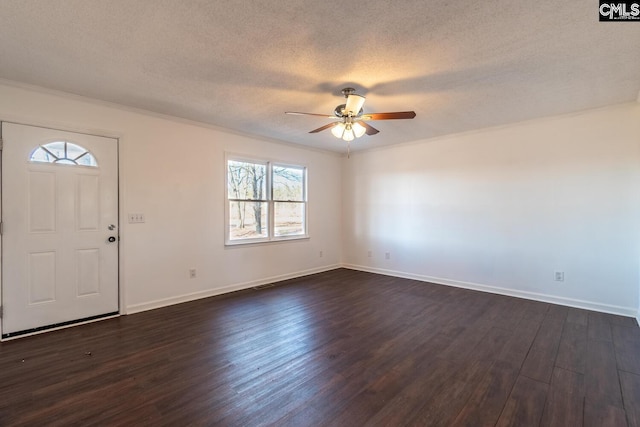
[351,122,367,137]
[286,87,416,150]
[331,121,367,141]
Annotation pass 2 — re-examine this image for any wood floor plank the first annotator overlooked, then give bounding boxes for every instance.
[588,311,613,342]
[585,339,624,409]
[497,307,545,369]
[437,323,492,363]
[565,307,589,326]
[555,321,587,374]
[448,360,520,426]
[361,356,461,426]
[584,402,628,427]
[495,375,549,426]
[539,367,585,427]
[520,305,567,383]
[0,268,638,425]
[468,326,514,363]
[612,324,640,375]
[620,370,640,427]
[326,341,448,426]
[405,359,494,427]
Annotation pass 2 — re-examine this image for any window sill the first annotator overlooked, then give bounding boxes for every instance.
[225,235,310,247]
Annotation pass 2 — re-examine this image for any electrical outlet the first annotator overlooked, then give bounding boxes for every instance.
[367,251,372,258]
[319,250,323,258]
[554,271,564,282]
[128,213,145,223]
[189,269,197,279]
[385,252,391,260]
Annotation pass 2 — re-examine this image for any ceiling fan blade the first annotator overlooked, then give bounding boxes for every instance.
[344,94,366,116]
[285,111,334,118]
[309,122,340,133]
[361,111,416,120]
[359,121,380,135]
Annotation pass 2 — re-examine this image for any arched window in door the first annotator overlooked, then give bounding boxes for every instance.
[30,141,98,167]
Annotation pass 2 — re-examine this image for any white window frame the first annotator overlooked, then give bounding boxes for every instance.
[225,154,308,245]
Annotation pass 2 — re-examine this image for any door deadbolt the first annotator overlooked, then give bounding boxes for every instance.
[108,224,116,230]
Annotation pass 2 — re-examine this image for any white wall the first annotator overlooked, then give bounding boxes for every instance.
[0,82,343,313]
[2,80,639,321]
[343,103,640,317]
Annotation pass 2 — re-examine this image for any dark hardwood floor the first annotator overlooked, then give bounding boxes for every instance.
[1,268,639,426]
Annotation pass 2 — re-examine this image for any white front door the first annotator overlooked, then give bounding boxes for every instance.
[1,122,119,337]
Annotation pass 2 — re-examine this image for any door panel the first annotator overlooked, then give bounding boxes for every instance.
[28,251,57,303]
[76,248,101,297]
[78,174,100,231]
[2,122,119,336]
[29,171,57,232]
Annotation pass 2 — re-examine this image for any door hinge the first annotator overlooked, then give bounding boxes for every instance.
[0,137,3,150]
[0,221,3,235]
[0,306,3,318]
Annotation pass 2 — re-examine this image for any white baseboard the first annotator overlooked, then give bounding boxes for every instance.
[124,262,639,321]
[125,264,341,315]
[342,264,638,318]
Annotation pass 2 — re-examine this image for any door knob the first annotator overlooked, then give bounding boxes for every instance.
[108,236,117,243]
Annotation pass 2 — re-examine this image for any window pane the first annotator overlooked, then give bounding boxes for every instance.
[30,147,56,163]
[29,141,98,167]
[46,141,66,158]
[227,160,267,200]
[229,201,268,240]
[273,166,304,201]
[75,152,98,167]
[65,142,87,160]
[274,202,305,237]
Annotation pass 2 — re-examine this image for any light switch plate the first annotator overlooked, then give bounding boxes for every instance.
[128,213,145,223]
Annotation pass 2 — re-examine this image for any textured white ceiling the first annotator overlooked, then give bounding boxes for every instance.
[1,0,639,153]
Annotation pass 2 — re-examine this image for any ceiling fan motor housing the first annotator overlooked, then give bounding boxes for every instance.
[341,87,357,97]
[334,104,363,118]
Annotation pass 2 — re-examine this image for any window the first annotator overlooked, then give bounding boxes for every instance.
[226,156,307,244]
[30,141,98,167]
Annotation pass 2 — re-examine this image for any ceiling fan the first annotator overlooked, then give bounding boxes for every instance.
[285,87,416,145]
